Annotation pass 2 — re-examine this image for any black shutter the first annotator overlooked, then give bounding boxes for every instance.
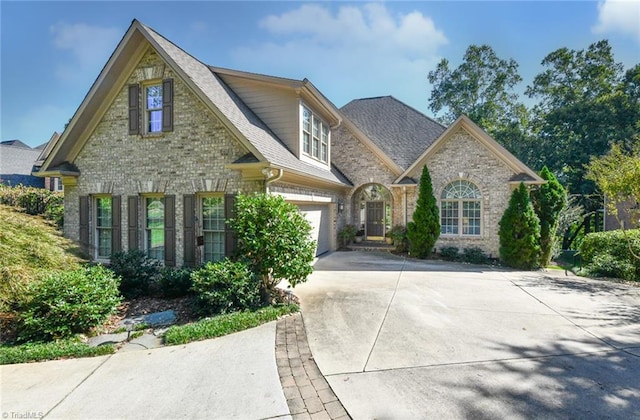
[224,194,237,258]
[164,195,176,267]
[79,196,90,257]
[183,194,196,267]
[111,195,122,255]
[162,78,173,132]
[128,84,140,135]
[128,196,139,250]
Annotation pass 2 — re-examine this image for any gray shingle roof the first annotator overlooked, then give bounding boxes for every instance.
[0,144,41,175]
[142,23,350,187]
[340,96,446,171]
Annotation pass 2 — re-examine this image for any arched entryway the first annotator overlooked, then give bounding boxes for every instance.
[354,184,392,241]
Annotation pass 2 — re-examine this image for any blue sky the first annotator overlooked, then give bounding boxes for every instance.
[1,1,639,148]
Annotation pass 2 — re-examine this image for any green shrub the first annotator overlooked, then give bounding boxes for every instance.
[157,267,193,298]
[579,229,640,281]
[0,185,64,228]
[407,165,440,258]
[231,193,315,293]
[338,224,357,247]
[389,225,407,252]
[18,265,121,342]
[461,247,490,265]
[191,259,261,315]
[109,250,161,298]
[499,183,541,269]
[440,246,459,261]
[531,166,566,267]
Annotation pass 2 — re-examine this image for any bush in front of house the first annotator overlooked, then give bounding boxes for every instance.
[109,249,161,298]
[579,229,640,281]
[461,247,490,265]
[156,267,193,298]
[531,166,566,267]
[230,193,315,298]
[440,246,459,261]
[17,265,121,342]
[499,182,541,269]
[407,165,440,258]
[191,259,261,315]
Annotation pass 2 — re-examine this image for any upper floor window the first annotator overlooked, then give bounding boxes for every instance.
[146,84,163,133]
[301,106,329,163]
[440,180,481,236]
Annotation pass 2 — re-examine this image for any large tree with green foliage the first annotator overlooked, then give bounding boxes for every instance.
[407,165,440,258]
[499,183,541,269]
[427,44,531,158]
[586,144,640,234]
[230,193,315,295]
[531,167,566,267]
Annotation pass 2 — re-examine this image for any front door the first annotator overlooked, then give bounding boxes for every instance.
[366,201,385,238]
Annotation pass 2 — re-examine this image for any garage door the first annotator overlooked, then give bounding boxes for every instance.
[297,204,331,256]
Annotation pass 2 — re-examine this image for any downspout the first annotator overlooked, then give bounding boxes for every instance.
[262,167,284,193]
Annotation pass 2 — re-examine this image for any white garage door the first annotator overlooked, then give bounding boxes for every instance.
[297,204,331,256]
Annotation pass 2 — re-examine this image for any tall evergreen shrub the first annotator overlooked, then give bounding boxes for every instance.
[499,182,541,269]
[531,166,566,267]
[407,165,440,258]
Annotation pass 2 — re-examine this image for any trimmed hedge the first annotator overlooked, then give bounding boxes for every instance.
[579,229,640,281]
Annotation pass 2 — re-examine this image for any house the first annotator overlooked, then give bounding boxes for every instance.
[0,140,45,188]
[35,132,65,192]
[36,19,543,267]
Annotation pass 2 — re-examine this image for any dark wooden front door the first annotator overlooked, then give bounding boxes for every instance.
[366,201,384,237]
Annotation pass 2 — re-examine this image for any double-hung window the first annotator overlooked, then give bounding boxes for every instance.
[145,197,165,261]
[440,180,482,236]
[146,84,163,133]
[301,106,329,163]
[202,196,225,263]
[95,197,112,259]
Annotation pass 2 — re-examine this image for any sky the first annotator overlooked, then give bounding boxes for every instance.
[1,1,639,148]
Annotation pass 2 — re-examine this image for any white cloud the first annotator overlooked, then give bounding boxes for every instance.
[50,22,121,81]
[232,3,448,109]
[592,0,640,42]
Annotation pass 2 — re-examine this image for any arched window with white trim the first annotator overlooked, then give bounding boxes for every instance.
[440,180,481,236]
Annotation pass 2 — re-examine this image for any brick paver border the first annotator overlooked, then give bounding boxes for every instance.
[276,313,351,420]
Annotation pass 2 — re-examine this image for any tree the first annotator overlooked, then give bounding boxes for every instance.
[230,193,316,297]
[427,44,531,158]
[586,144,640,241]
[525,40,632,195]
[407,165,440,258]
[531,166,567,267]
[499,183,541,269]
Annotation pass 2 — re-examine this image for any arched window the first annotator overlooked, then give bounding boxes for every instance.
[440,180,481,236]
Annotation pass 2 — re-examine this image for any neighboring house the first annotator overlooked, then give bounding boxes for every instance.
[36,19,543,267]
[604,199,639,231]
[0,140,45,188]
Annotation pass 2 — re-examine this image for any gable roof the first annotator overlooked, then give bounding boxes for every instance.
[39,20,349,188]
[0,143,41,176]
[1,140,30,148]
[396,115,544,185]
[340,96,447,171]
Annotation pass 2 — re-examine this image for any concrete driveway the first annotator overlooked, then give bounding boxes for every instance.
[294,252,640,419]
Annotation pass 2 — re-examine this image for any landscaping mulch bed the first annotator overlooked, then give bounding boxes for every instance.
[99,296,198,334]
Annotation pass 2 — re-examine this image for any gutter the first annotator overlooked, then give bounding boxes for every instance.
[263,167,284,192]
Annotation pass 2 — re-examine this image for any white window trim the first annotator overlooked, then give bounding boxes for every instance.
[143,80,163,135]
[300,104,330,164]
[93,195,112,262]
[199,194,226,264]
[439,181,483,237]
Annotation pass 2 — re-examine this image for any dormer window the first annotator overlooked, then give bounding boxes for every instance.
[301,105,329,163]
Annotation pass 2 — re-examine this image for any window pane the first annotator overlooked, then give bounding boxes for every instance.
[97,229,112,258]
[462,201,481,235]
[203,232,225,263]
[148,110,162,133]
[321,142,328,162]
[440,201,458,234]
[146,85,163,109]
[303,132,310,154]
[441,180,481,199]
[96,197,112,258]
[302,108,311,132]
[96,198,112,228]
